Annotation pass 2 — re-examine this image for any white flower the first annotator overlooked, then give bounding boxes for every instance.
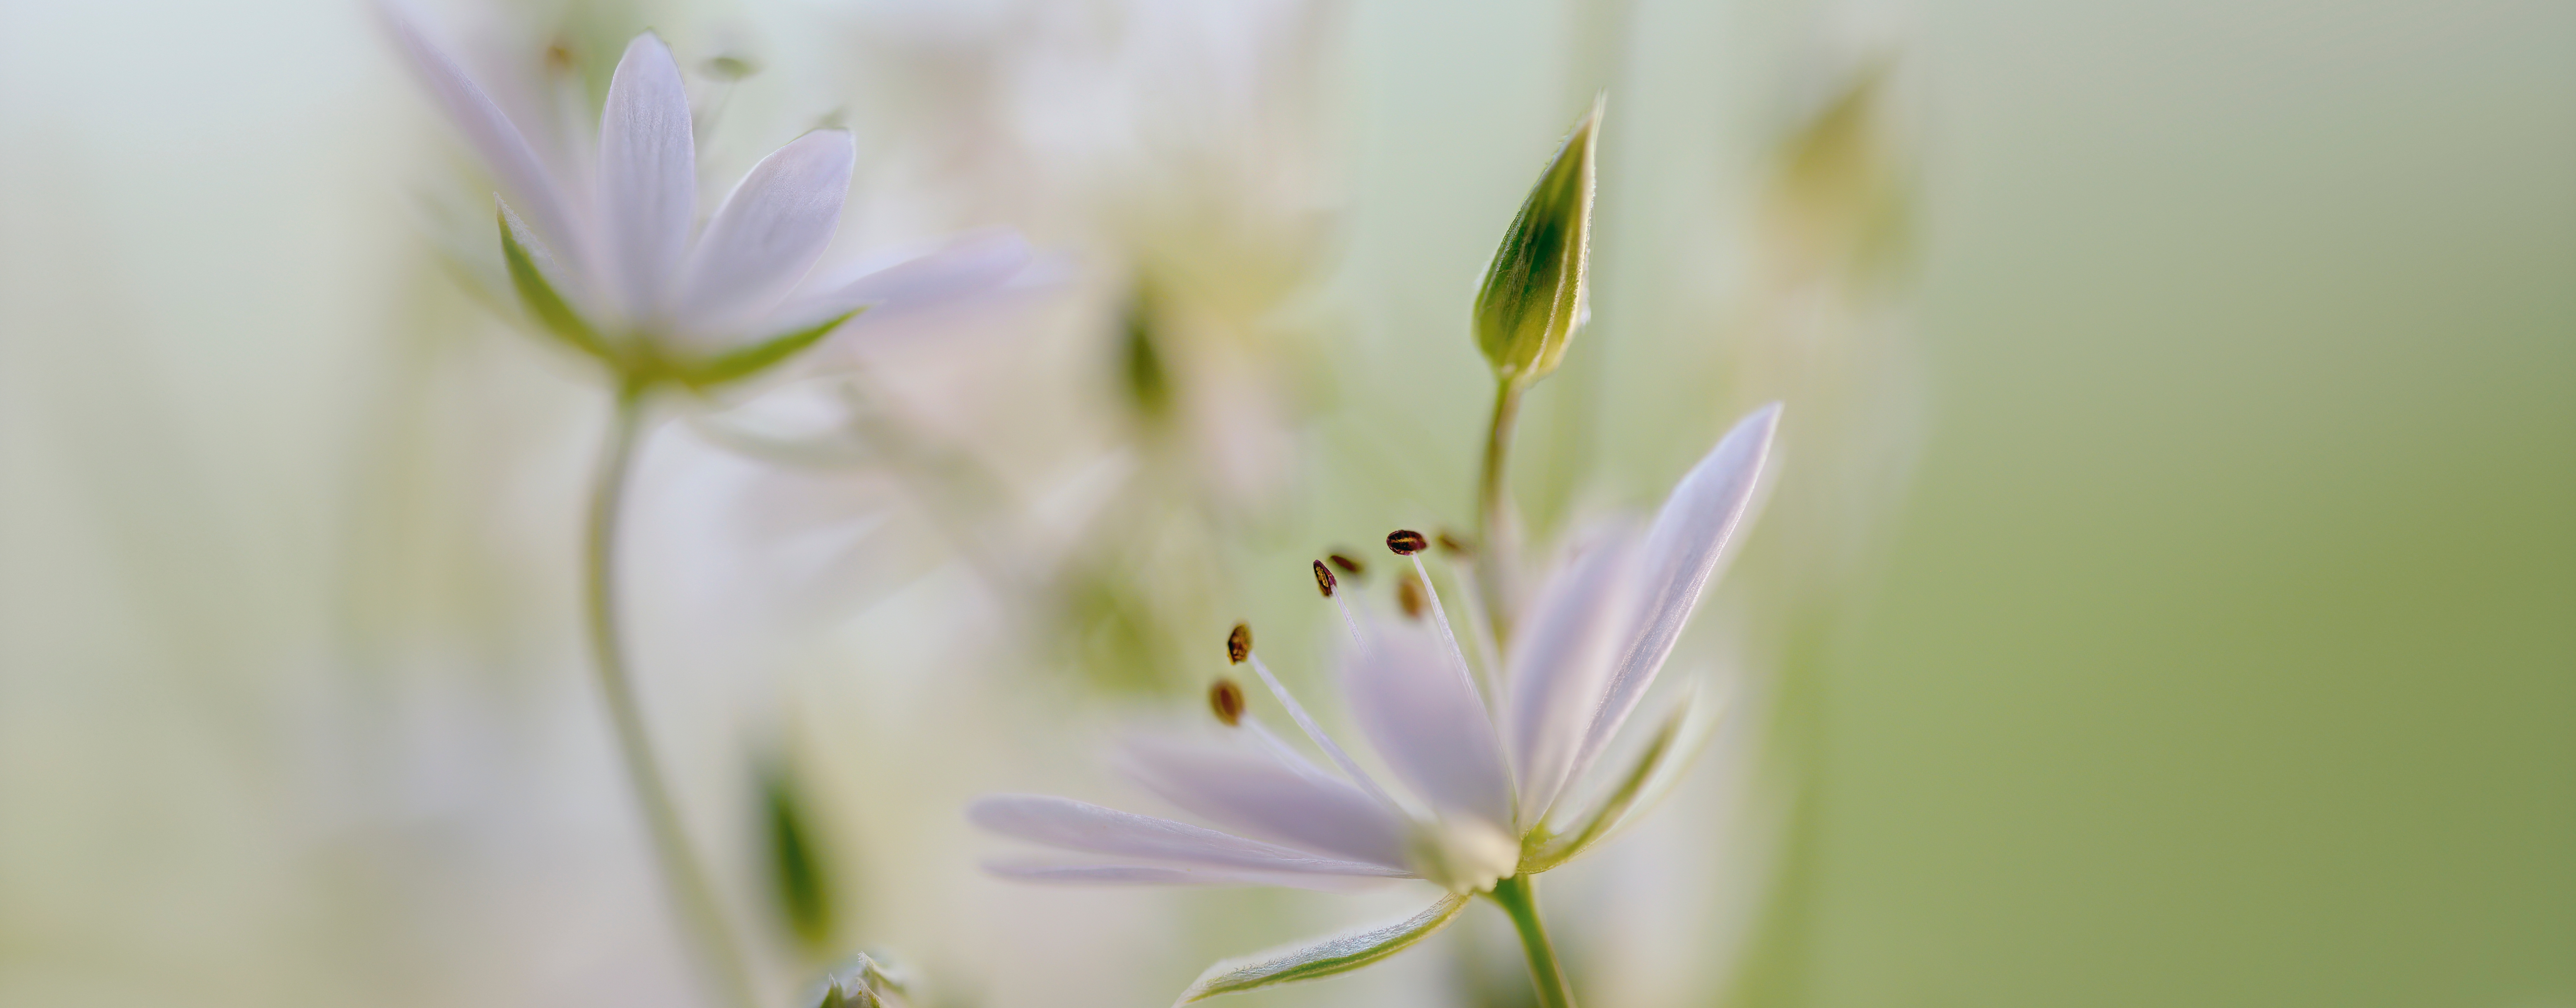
[968,404,1779,998]
[380,6,1029,385]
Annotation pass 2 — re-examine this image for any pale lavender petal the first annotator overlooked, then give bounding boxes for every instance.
[1505,529,1642,823]
[1570,403,1781,782]
[979,860,1396,893]
[1118,738,1410,871]
[1343,624,1514,832]
[596,33,695,321]
[967,794,1408,877]
[772,229,1033,328]
[376,3,585,275]
[672,131,856,342]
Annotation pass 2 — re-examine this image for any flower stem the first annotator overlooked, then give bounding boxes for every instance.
[586,381,761,1008]
[1488,873,1577,1008]
[1474,376,1526,638]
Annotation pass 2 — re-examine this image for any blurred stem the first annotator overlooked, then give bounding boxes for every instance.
[586,380,761,1008]
[1476,377,1526,640]
[1488,873,1577,1008]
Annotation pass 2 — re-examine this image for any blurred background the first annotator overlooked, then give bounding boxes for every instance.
[0,0,2568,1006]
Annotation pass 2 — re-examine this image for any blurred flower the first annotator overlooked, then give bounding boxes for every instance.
[968,405,1778,999]
[380,6,1030,387]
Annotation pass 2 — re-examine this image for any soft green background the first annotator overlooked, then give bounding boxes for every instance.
[1725,1,2576,1005]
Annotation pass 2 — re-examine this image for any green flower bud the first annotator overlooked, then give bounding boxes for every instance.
[1473,96,1603,387]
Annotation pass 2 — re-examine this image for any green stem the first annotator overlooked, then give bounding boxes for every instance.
[1488,874,1577,1008]
[586,381,762,1008]
[1474,377,1526,638]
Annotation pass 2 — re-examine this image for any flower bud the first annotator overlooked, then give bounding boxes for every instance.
[1473,96,1603,387]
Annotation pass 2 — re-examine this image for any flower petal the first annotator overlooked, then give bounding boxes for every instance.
[979,860,1396,893]
[673,130,857,344]
[1118,738,1410,871]
[596,33,696,323]
[376,4,586,277]
[1343,623,1514,832]
[967,795,1408,878]
[773,229,1033,329]
[1504,529,1642,824]
[1571,403,1779,781]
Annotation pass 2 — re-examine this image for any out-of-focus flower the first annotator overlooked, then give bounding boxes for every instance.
[968,405,1778,1000]
[380,7,1029,389]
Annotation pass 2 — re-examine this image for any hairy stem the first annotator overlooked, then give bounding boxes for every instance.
[1474,377,1526,639]
[586,382,761,1008]
[1488,873,1577,1008]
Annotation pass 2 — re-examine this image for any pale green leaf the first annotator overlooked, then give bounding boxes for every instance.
[1175,893,1469,1003]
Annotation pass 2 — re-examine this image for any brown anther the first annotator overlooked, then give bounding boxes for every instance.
[1436,530,1472,556]
[1328,553,1365,578]
[1396,572,1428,620]
[1226,622,1253,664]
[1312,560,1337,598]
[1208,678,1246,727]
[1386,529,1429,556]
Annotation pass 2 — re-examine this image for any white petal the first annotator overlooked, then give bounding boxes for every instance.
[375,3,585,276]
[773,229,1033,328]
[1342,623,1514,832]
[672,131,857,342]
[1118,738,1410,871]
[967,795,1408,877]
[1571,403,1780,782]
[596,33,696,322]
[979,860,1396,893]
[1504,529,1642,823]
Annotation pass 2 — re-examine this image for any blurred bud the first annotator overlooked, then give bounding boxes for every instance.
[1120,286,1173,421]
[1473,96,1603,387]
[761,763,840,956]
[701,54,761,81]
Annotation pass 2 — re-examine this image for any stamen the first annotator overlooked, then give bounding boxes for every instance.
[1328,553,1366,578]
[1245,652,1401,811]
[1385,529,1429,556]
[1316,559,1366,644]
[1396,572,1427,620]
[1407,553,1488,708]
[1208,678,1246,727]
[1436,530,1472,556]
[1226,623,1252,664]
[1446,551,1507,706]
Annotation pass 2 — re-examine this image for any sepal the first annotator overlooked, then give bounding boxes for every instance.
[496,201,608,363]
[1174,893,1469,1003]
[670,309,862,390]
[807,952,910,1008]
[1524,687,1717,873]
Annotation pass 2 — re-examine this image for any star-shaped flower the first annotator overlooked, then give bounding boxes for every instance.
[970,403,1780,1002]
[381,7,1028,388]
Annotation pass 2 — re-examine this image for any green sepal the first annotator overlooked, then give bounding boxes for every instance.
[495,202,610,363]
[1175,893,1469,1003]
[1473,95,1603,388]
[1523,688,1715,873]
[671,308,863,390]
[761,763,839,956]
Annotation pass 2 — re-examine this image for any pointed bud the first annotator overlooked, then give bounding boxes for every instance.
[1227,623,1253,664]
[1385,530,1428,556]
[1312,560,1338,598]
[1208,678,1246,727]
[1473,96,1604,388]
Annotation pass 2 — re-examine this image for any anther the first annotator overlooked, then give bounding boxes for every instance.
[1397,572,1428,620]
[1386,529,1428,556]
[1227,622,1252,664]
[1436,530,1471,556]
[1312,560,1337,598]
[1328,553,1365,578]
[1208,678,1246,727]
